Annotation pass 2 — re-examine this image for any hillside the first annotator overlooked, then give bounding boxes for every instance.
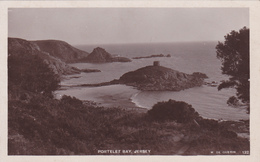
[8,87,249,155]
[32,40,89,63]
[8,38,82,75]
[79,47,131,63]
[118,62,208,91]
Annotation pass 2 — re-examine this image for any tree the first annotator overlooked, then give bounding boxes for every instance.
[148,99,200,123]
[8,53,60,97]
[216,27,249,112]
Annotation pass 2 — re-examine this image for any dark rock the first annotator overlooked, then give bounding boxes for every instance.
[132,54,170,59]
[79,47,131,63]
[84,47,112,63]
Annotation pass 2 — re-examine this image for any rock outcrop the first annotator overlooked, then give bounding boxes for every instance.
[118,62,207,91]
[132,54,171,59]
[79,47,131,63]
[8,38,82,76]
[78,62,208,90]
[32,40,89,63]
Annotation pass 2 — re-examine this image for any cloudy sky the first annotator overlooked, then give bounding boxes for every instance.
[8,8,249,45]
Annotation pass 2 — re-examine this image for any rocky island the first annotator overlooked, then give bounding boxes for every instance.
[78,47,131,63]
[132,54,171,59]
[80,61,208,91]
[118,61,208,91]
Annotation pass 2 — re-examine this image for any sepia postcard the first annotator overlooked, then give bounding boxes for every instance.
[0,1,260,162]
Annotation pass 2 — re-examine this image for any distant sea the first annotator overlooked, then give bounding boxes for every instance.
[55,42,249,121]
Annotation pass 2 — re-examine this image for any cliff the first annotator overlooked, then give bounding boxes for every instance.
[9,38,130,65]
[8,38,82,75]
[79,47,131,63]
[118,64,208,91]
[32,40,89,63]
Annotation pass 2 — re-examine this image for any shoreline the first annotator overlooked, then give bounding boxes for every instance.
[81,97,249,139]
[94,93,149,113]
[56,84,249,121]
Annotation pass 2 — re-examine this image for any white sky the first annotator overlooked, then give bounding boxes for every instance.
[8,8,249,45]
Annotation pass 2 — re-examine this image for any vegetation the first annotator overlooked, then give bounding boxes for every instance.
[148,99,200,123]
[8,53,60,97]
[216,27,249,111]
[8,92,249,155]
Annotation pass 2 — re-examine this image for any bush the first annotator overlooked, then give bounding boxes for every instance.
[60,95,83,107]
[148,99,200,123]
[196,118,219,131]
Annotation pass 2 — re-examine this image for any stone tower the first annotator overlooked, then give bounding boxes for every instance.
[153,61,160,66]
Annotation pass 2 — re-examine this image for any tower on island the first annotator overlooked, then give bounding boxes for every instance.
[153,61,160,66]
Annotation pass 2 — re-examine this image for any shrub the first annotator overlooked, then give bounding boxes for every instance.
[148,99,200,123]
[196,118,220,131]
[60,95,83,107]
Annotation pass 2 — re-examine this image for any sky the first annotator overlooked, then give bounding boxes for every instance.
[8,8,249,45]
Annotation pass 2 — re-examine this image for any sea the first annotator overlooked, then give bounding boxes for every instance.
[55,42,249,121]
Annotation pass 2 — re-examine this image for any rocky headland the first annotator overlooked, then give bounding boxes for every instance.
[8,38,82,76]
[79,61,208,91]
[8,38,126,76]
[32,40,90,63]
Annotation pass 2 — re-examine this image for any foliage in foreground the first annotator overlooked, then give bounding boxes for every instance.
[8,89,249,155]
[148,99,200,123]
[216,27,249,111]
[8,52,60,97]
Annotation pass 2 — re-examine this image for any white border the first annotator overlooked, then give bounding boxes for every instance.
[1,1,260,162]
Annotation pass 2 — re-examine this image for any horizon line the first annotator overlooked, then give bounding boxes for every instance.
[7,36,221,46]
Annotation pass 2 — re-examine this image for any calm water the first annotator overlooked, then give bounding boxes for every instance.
[55,42,249,121]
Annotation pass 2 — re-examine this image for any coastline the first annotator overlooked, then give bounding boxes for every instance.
[55,84,148,113]
[88,90,149,113]
[56,83,249,121]
[62,88,250,141]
